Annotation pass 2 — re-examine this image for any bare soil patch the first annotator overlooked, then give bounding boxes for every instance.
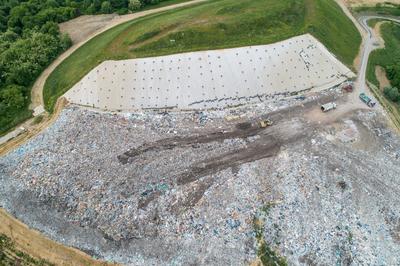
[373,21,386,49]
[59,14,119,44]
[375,65,391,89]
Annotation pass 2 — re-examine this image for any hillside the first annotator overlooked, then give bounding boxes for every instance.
[44,0,361,111]
[0,0,195,135]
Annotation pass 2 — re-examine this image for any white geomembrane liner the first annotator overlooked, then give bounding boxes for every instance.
[64,34,355,110]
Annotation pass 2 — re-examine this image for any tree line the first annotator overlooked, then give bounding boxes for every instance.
[0,0,168,134]
[384,63,400,102]
[382,23,400,104]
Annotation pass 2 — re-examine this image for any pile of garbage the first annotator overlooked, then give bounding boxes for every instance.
[0,91,399,265]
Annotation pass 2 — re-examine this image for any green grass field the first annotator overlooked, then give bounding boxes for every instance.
[140,0,196,11]
[367,22,400,88]
[44,0,361,111]
[353,3,400,17]
[367,22,400,127]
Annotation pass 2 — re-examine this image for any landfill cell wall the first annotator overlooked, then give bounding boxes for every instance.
[64,34,355,111]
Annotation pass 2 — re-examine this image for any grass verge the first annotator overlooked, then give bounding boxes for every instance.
[44,0,361,112]
[353,3,400,16]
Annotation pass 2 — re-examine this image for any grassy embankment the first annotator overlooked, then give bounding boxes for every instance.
[44,0,361,112]
[0,234,53,266]
[353,2,400,16]
[366,22,400,129]
[0,207,112,266]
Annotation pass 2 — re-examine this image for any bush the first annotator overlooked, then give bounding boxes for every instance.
[384,86,400,102]
[129,0,142,11]
[101,1,112,14]
[117,8,129,15]
[386,63,400,88]
[60,33,72,49]
[32,115,44,124]
[0,85,26,110]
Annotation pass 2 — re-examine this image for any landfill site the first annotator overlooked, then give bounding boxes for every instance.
[1,35,400,265]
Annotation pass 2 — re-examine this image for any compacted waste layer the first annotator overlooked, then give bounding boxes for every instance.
[1,89,400,264]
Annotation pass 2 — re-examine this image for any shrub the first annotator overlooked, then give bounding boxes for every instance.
[129,0,142,11]
[101,1,112,14]
[0,85,26,110]
[384,86,400,102]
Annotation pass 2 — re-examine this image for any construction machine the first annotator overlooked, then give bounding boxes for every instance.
[259,119,273,128]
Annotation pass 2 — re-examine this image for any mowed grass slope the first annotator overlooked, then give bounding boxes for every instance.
[367,22,400,128]
[367,22,400,87]
[44,0,361,111]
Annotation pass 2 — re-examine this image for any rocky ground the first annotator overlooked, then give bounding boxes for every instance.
[0,88,400,265]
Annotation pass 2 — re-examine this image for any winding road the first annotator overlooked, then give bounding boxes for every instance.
[357,15,400,93]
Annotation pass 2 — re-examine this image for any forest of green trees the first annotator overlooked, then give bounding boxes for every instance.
[380,24,400,104]
[384,64,400,102]
[0,0,167,134]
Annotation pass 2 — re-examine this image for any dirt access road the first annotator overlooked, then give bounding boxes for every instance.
[59,14,119,44]
[29,0,208,110]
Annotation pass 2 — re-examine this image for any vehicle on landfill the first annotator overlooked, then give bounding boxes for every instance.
[295,95,306,101]
[342,83,353,93]
[321,102,337,112]
[359,93,376,107]
[259,119,273,128]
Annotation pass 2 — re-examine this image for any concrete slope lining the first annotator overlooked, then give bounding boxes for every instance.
[64,34,355,111]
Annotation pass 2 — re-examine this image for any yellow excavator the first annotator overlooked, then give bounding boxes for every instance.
[259,119,273,128]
